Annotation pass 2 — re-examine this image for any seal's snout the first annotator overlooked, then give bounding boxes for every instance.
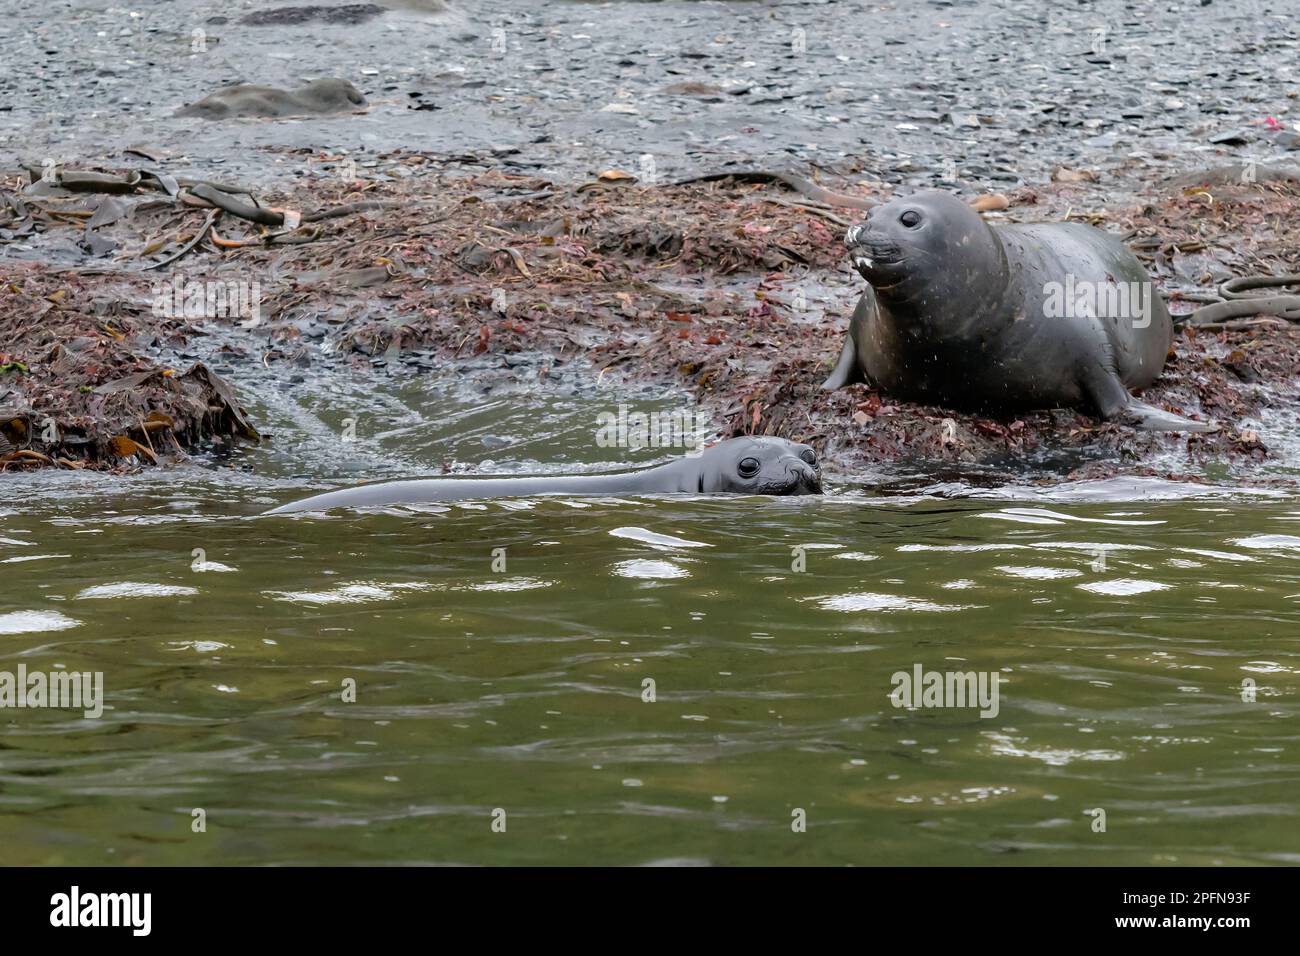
[845,222,900,260]
[782,457,823,495]
[847,232,902,281]
[846,222,888,279]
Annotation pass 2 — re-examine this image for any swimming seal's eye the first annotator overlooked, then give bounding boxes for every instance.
[900,210,922,228]
[737,457,761,478]
[799,449,817,466]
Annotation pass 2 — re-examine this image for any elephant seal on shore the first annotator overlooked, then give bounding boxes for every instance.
[266,437,822,514]
[237,3,453,25]
[176,79,367,119]
[825,192,1216,432]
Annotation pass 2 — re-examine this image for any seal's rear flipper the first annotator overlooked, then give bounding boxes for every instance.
[1081,365,1219,433]
[1121,399,1219,433]
[822,335,863,390]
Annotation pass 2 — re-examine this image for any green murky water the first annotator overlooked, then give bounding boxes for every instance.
[2,378,1298,866]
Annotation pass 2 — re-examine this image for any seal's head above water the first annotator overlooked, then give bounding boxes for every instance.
[844,191,1006,324]
[265,436,822,514]
[696,436,822,495]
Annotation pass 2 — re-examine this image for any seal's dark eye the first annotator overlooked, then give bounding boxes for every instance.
[900,210,922,228]
[737,457,761,478]
[799,449,817,466]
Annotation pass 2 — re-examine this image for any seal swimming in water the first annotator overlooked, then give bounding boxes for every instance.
[825,191,1216,432]
[266,437,822,514]
[176,79,367,119]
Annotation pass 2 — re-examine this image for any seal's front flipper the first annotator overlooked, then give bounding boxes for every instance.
[1120,399,1220,433]
[822,334,863,390]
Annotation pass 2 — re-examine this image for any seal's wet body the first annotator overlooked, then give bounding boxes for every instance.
[826,192,1213,432]
[177,79,367,119]
[266,437,822,514]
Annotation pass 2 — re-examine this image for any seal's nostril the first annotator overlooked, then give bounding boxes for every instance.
[779,458,822,495]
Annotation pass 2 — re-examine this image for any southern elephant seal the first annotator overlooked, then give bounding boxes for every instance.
[266,437,822,514]
[238,1,453,25]
[176,79,367,119]
[238,5,387,25]
[824,191,1216,432]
